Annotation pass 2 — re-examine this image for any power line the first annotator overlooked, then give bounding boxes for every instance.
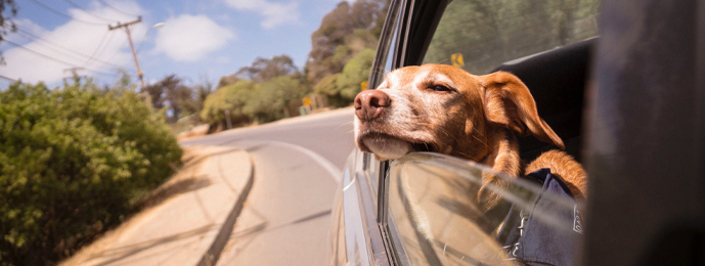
[14,28,122,68]
[96,0,140,17]
[4,40,118,77]
[103,38,129,65]
[0,74,19,82]
[60,0,117,23]
[82,30,116,67]
[13,31,114,68]
[27,0,107,26]
[135,25,155,53]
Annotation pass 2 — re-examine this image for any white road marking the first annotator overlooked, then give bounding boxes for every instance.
[247,140,343,183]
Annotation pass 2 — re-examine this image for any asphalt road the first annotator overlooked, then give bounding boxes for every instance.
[180,107,355,265]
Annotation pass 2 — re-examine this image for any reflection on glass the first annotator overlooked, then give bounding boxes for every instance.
[388,152,582,265]
[424,0,600,75]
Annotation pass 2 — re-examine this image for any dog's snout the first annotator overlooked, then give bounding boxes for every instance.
[355,90,391,121]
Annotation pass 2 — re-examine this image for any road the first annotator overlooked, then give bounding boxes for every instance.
[180,107,355,266]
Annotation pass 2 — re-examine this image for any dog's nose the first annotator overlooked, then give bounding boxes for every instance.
[354,90,391,121]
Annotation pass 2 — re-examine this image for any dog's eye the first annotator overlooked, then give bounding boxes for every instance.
[430,85,452,92]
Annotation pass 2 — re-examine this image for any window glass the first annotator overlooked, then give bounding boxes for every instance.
[369,0,403,89]
[423,0,600,74]
[388,153,583,265]
[364,0,403,199]
[366,155,380,193]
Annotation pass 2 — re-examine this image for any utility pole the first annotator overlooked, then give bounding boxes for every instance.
[109,17,145,89]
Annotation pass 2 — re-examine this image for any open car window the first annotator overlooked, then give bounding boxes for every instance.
[387,153,583,265]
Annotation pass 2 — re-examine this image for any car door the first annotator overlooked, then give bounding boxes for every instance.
[332,0,600,265]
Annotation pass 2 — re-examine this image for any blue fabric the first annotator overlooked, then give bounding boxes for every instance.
[499,168,583,266]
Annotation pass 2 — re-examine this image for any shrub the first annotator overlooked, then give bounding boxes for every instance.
[312,48,375,108]
[243,76,307,123]
[336,48,375,101]
[313,74,347,107]
[0,81,182,265]
[200,80,255,127]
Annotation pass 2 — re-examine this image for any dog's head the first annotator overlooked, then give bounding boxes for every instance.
[354,64,563,161]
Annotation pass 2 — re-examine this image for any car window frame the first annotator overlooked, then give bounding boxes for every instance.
[366,0,453,264]
[355,0,410,264]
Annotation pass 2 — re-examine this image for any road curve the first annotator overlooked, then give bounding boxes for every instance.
[181,108,355,265]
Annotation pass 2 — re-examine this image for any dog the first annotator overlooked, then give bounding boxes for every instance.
[353,64,587,210]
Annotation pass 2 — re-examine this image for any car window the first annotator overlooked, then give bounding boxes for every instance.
[422,0,600,75]
[368,0,403,89]
[364,0,404,202]
[387,153,582,265]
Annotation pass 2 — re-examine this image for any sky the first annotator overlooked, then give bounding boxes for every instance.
[0,0,344,88]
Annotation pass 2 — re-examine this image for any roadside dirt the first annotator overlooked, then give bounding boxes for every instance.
[60,146,238,266]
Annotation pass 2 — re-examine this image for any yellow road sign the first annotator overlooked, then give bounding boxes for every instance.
[361,81,368,91]
[303,97,311,106]
[451,53,465,67]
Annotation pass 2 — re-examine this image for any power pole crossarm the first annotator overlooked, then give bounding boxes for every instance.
[108,17,142,30]
[109,17,145,89]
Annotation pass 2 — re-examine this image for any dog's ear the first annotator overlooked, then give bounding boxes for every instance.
[480,71,565,149]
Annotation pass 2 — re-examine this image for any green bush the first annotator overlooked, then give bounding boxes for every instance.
[200,80,255,129]
[0,81,182,265]
[313,73,347,107]
[202,76,308,126]
[243,76,307,123]
[337,48,375,100]
[313,48,375,108]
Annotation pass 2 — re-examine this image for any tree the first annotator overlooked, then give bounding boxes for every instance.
[244,75,306,122]
[209,54,310,127]
[337,48,375,101]
[306,0,388,84]
[311,48,375,108]
[217,73,239,89]
[423,0,600,74]
[0,80,181,265]
[179,79,213,123]
[141,75,193,123]
[235,54,299,83]
[313,73,344,107]
[0,0,17,65]
[201,80,255,127]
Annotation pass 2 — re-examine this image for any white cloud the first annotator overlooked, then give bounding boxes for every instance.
[224,0,300,29]
[152,14,235,62]
[0,0,145,85]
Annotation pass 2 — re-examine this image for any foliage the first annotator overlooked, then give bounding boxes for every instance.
[0,0,17,65]
[0,80,182,265]
[179,79,213,123]
[423,0,600,75]
[207,0,389,127]
[207,54,309,127]
[235,54,300,83]
[337,48,375,100]
[306,0,389,84]
[313,48,375,107]
[217,73,239,89]
[243,75,307,123]
[142,75,214,124]
[312,73,344,107]
[141,75,187,123]
[200,79,255,127]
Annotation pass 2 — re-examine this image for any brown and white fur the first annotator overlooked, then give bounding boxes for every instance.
[353,64,587,210]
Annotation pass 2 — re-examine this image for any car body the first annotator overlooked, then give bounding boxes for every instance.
[330,0,705,265]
